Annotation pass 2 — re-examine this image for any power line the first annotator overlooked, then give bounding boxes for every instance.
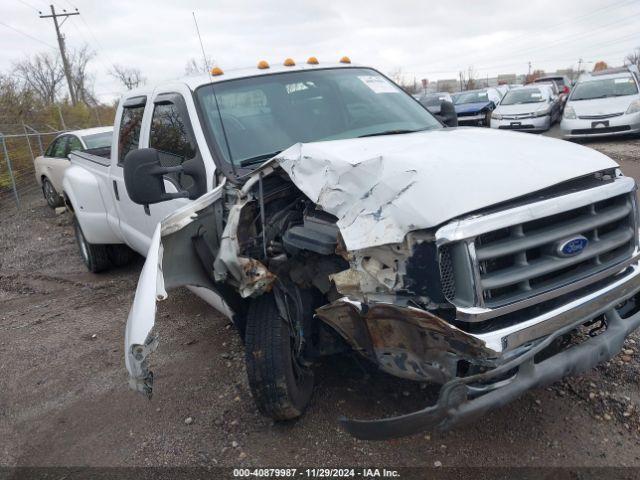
[404,44,637,80]
[404,0,640,71]
[0,20,57,49]
[480,11,640,66]
[406,20,639,79]
[67,16,112,73]
[15,0,40,13]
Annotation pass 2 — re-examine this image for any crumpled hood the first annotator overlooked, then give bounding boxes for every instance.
[568,95,637,116]
[454,101,492,114]
[275,127,617,251]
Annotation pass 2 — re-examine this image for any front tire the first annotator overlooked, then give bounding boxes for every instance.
[42,178,63,208]
[73,217,111,273]
[245,292,314,421]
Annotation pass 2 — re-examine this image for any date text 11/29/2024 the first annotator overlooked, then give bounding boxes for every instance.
[232,468,401,478]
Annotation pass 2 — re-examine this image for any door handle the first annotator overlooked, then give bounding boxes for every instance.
[113,180,120,201]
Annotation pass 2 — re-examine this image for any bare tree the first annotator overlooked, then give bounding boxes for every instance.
[625,47,640,70]
[185,56,214,76]
[109,64,146,90]
[13,52,65,104]
[388,68,420,94]
[459,66,477,90]
[69,46,97,105]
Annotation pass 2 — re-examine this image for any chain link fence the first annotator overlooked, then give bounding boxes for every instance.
[0,125,66,210]
[0,101,115,211]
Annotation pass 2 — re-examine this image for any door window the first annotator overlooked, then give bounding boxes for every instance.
[66,135,83,154]
[52,136,68,158]
[118,103,146,165]
[149,101,197,190]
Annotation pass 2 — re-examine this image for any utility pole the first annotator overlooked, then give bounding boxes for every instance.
[39,5,79,105]
[577,58,583,81]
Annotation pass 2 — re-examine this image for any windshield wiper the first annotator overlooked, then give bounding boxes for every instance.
[358,128,427,138]
[239,150,282,167]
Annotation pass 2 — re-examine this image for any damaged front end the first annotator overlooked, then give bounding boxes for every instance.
[125,138,640,440]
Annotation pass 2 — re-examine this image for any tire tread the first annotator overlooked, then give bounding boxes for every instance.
[245,294,311,420]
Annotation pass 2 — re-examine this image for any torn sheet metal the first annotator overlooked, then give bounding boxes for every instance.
[316,298,498,383]
[274,128,617,250]
[213,165,278,297]
[125,184,227,396]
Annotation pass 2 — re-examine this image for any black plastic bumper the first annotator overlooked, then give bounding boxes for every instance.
[340,304,640,440]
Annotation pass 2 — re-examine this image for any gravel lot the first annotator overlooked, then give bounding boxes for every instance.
[2,130,640,469]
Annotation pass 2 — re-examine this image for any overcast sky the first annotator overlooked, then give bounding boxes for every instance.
[2,0,639,103]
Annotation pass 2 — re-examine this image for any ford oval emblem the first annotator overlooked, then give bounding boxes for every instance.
[556,235,589,257]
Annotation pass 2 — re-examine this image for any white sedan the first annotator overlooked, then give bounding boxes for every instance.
[490,85,561,133]
[561,66,640,139]
[34,126,112,208]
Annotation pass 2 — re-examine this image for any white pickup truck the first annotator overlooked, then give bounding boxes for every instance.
[63,59,640,440]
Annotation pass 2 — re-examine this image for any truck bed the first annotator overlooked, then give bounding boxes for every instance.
[84,145,111,159]
[64,151,123,245]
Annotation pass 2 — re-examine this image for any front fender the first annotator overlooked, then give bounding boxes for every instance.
[124,184,227,396]
[124,224,164,395]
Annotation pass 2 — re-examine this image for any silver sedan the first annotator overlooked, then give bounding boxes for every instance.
[490,85,561,133]
[561,67,640,139]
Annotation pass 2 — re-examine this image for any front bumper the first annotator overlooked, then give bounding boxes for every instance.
[490,115,551,132]
[457,113,488,126]
[561,112,640,138]
[327,261,640,440]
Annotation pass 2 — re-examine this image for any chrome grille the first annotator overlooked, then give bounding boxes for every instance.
[435,176,639,320]
[475,192,635,307]
[578,112,624,120]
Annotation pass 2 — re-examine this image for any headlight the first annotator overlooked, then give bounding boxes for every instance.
[564,105,576,119]
[491,112,503,120]
[534,106,551,117]
[626,100,640,114]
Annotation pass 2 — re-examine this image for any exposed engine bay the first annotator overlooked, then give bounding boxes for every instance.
[205,164,498,386]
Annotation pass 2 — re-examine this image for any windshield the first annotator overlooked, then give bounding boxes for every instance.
[195,68,441,168]
[81,131,112,149]
[454,90,489,104]
[570,76,638,101]
[500,88,546,105]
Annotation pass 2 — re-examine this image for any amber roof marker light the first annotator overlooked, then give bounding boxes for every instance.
[257,60,270,69]
[307,56,319,65]
[284,58,295,66]
[210,67,224,76]
[339,56,351,64]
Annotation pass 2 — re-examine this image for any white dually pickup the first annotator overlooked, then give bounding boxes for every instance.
[63,60,640,439]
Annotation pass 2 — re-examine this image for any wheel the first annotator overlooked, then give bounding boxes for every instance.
[107,244,137,267]
[245,292,314,421]
[73,217,111,273]
[42,178,63,208]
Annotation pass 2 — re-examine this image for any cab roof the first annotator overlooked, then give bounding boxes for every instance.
[126,62,361,98]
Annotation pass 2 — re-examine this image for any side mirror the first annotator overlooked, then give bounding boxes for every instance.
[123,148,189,205]
[439,100,458,128]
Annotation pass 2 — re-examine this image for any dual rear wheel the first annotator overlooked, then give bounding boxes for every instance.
[73,217,136,273]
